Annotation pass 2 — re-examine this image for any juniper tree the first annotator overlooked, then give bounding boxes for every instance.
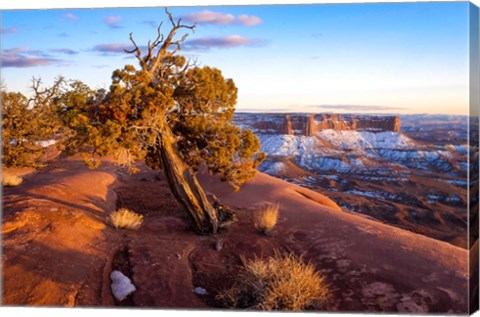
[62,9,265,234]
[2,79,64,167]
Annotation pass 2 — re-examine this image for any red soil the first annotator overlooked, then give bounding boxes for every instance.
[1,157,469,313]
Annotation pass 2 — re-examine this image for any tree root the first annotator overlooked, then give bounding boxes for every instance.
[207,194,237,231]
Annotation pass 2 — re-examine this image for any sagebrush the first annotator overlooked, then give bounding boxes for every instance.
[110,208,144,230]
[2,174,23,187]
[253,203,280,235]
[217,251,330,311]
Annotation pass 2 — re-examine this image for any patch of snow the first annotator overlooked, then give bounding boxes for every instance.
[260,161,287,175]
[110,270,136,301]
[443,179,467,186]
[358,176,407,182]
[194,287,208,295]
[257,130,467,176]
[325,175,339,180]
[37,139,56,148]
[317,130,415,150]
[446,144,469,155]
[348,157,365,168]
[345,190,383,199]
[458,162,469,171]
[446,195,461,202]
[308,157,353,172]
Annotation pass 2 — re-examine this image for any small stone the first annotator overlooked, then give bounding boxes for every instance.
[215,238,224,251]
[194,287,208,295]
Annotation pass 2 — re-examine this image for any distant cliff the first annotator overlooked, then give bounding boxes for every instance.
[234,113,400,135]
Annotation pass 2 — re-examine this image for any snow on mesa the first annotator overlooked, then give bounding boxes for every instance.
[257,129,466,173]
[317,130,415,149]
[259,129,415,157]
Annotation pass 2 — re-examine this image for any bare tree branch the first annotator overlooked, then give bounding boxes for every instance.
[166,7,176,28]
[28,76,64,108]
[144,22,165,63]
[123,7,195,78]
[149,8,195,76]
[125,32,148,71]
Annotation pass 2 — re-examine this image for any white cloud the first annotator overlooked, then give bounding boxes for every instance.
[63,13,78,21]
[184,35,266,50]
[104,16,123,28]
[181,10,262,27]
[236,14,262,26]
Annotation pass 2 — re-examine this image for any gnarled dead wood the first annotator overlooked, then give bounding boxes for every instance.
[156,124,235,234]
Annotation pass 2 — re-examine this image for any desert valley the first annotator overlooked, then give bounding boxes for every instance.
[234,113,471,248]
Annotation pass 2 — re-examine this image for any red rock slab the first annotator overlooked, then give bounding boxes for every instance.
[199,170,469,313]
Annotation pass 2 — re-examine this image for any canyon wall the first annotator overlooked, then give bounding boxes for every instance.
[234,113,401,135]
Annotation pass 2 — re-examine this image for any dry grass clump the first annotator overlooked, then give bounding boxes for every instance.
[253,203,280,235]
[217,251,330,311]
[110,208,144,230]
[2,174,23,187]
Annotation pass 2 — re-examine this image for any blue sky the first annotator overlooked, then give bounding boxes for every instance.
[1,2,471,114]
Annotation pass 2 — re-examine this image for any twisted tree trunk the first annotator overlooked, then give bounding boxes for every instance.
[155,124,235,234]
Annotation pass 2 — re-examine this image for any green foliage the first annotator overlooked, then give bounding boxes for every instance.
[57,80,131,169]
[2,85,61,167]
[61,38,264,187]
[3,13,265,190]
[172,66,265,189]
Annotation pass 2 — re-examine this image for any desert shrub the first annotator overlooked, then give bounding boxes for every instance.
[110,208,144,230]
[253,203,280,235]
[217,251,330,311]
[2,174,23,187]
